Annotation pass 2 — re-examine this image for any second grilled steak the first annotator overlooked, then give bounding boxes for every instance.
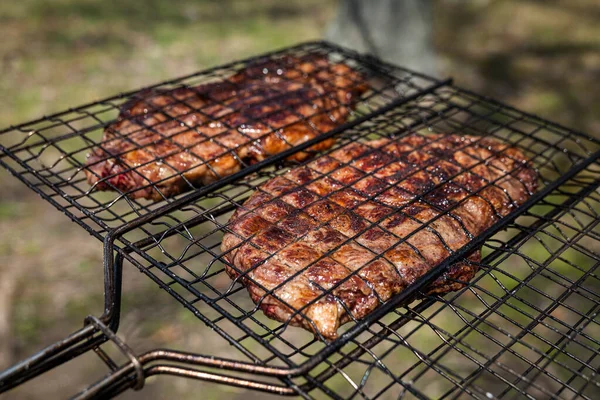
[221,133,538,339]
[85,55,368,200]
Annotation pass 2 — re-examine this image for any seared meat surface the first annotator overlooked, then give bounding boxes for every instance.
[221,133,538,339]
[85,56,368,200]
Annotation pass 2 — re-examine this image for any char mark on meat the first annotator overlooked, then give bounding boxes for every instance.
[221,133,538,339]
[85,55,369,200]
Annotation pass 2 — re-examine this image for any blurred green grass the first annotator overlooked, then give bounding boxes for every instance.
[435,0,599,135]
[0,0,334,126]
[0,0,598,399]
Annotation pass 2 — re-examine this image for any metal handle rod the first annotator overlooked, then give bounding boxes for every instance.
[0,252,123,392]
[0,325,98,390]
[72,365,298,400]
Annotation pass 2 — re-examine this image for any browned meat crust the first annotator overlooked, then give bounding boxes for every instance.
[221,133,538,339]
[85,56,369,200]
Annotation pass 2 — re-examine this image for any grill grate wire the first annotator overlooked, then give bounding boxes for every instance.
[0,42,598,399]
[0,41,439,240]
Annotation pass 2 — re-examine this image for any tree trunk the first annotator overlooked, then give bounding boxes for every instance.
[326,0,438,76]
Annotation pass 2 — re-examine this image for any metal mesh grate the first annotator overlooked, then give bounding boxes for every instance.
[110,85,599,398]
[0,41,438,240]
[295,165,599,400]
[1,42,598,399]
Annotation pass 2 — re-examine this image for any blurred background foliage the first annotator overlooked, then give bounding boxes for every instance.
[0,0,598,399]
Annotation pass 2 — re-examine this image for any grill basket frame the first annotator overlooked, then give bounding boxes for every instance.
[0,41,598,400]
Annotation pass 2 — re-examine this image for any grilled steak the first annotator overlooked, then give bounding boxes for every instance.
[221,133,538,339]
[85,56,369,200]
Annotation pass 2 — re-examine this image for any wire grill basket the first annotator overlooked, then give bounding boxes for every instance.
[0,41,439,240]
[0,42,598,399]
